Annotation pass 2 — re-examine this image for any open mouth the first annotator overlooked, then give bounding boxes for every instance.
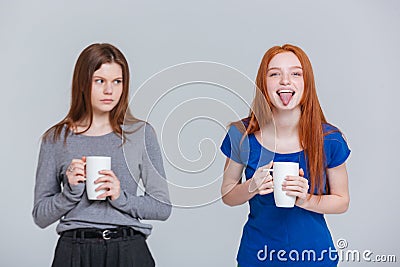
[277,89,295,106]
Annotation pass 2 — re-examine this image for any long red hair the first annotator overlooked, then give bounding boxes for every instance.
[43,43,139,143]
[236,44,328,196]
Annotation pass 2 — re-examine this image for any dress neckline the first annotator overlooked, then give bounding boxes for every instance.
[251,133,303,156]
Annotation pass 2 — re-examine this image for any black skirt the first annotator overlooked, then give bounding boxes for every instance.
[52,227,155,267]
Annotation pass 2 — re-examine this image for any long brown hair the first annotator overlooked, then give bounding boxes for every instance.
[236,44,328,196]
[43,43,140,143]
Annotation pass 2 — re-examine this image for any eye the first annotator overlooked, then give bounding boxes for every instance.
[94,79,104,84]
[268,72,280,77]
[292,72,303,77]
[113,79,123,85]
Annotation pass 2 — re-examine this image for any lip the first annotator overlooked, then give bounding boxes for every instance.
[100,99,114,104]
[276,89,295,96]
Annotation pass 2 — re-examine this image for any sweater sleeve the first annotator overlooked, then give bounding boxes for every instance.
[32,138,85,228]
[109,124,172,221]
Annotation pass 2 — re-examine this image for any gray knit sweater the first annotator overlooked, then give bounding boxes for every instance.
[32,122,171,237]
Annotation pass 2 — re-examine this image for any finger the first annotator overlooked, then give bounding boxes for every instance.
[67,169,85,180]
[259,181,273,191]
[73,161,86,169]
[265,160,273,169]
[98,169,116,177]
[72,168,85,177]
[95,182,111,192]
[284,175,303,181]
[286,190,307,199]
[76,176,86,183]
[256,166,266,173]
[259,188,273,195]
[297,177,309,190]
[69,175,86,185]
[258,161,273,173]
[95,175,113,184]
[97,191,111,199]
[282,185,304,192]
[264,174,273,182]
[301,177,309,184]
[283,179,303,187]
[98,190,120,200]
[300,178,309,188]
[299,168,305,177]
[71,158,85,165]
[253,173,268,184]
[96,187,118,198]
[263,160,273,169]
[68,162,85,173]
[285,191,301,197]
[256,175,267,187]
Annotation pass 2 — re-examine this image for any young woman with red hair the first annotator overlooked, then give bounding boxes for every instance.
[221,44,350,266]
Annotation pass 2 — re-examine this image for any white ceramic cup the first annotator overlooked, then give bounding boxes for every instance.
[271,162,299,208]
[86,156,111,200]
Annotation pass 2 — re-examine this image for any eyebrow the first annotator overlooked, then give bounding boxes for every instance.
[267,66,303,71]
[92,76,123,80]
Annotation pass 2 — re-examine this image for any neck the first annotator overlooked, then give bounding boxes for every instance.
[76,113,113,136]
[271,107,301,139]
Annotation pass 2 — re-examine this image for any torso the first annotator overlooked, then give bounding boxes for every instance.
[221,123,346,266]
[254,125,302,154]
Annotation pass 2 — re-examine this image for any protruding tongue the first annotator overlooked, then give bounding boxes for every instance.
[279,92,293,106]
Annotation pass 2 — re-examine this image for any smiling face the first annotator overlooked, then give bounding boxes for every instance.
[91,62,123,116]
[266,52,304,111]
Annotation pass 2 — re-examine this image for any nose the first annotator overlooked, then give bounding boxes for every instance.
[279,72,291,86]
[103,82,113,95]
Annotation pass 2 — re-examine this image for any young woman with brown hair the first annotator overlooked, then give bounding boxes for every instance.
[33,43,171,267]
[221,44,350,266]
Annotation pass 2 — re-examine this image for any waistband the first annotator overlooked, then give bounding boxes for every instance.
[61,227,142,240]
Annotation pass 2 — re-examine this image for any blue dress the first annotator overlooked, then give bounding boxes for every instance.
[220,123,351,267]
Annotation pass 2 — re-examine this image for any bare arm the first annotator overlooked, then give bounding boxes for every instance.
[221,158,273,206]
[294,163,350,214]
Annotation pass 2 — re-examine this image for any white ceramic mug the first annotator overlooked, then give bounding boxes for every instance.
[271,162,299,208]
[86,156,111,200]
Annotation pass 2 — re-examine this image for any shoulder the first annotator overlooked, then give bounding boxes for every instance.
[323,123,339,134]
[228,118,250,134]
[222,118,252,148]
[322,123,351,167]
[225,123,244,142]
[41,125,70,145]
[323,123,347,143]
[122,121,153,136]
[123,121,159,145]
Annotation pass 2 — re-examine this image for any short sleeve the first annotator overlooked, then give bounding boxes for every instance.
[220,125,244,164]
[324,130,351,169]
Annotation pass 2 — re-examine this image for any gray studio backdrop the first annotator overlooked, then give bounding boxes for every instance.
[1,0,399,266]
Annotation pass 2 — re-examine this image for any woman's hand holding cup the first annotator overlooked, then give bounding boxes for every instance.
[94,170,121,201]
[248,161,274,195]
[66,157,87,185]
[282,168,309,205]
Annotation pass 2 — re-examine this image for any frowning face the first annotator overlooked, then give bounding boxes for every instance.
[266,52,304,111]
[91,62,123,116]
